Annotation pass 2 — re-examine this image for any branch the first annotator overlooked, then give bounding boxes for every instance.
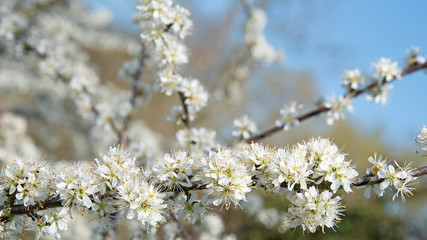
[178,91,191,128]
[1,166,426,222]
[352,166,427,187]
[0,196,62,223]
[246,61,427,143]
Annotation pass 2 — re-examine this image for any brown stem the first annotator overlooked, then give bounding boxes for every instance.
[178,91,191,128]
[352,166,427,187]
[0,196,62,223]
[245,61,427,144]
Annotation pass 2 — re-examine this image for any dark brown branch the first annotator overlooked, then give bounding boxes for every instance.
[247,106,330,143]
[246,61,427,144]
[182,181,207,191]
[411,166,427,177]
[178,91,191,128]
[352,166,427,187]
[352,175,382,187]
[0,196,62,223]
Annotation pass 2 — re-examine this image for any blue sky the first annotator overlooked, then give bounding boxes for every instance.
[84,0,427,148]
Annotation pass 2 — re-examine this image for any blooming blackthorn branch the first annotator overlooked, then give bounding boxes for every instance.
[2,0,427,238]
[0,138,426,237]
[353,166,427,187]
[246,60,427,143]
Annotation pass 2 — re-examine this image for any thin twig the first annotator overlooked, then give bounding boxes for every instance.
[178,91,191,128]
[246,61,427,143]
[352,166,427,187]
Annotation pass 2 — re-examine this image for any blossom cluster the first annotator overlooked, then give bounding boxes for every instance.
[0,138,356,237]
[136,0,208,123]
[0,133,424,238]
[269,52,410,132]
[404,46,426,67]
[244,7,283,65]
[363,154,417,202]
[0,146,166,239]
[149,137,360,232]
[327,57,401,124]
[287,186,343,233]
[0,0,154,159]
[202,148,253,208]
[176,127,217,155]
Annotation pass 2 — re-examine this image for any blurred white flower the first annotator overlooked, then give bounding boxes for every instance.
[275,101,303,131]
[324,96,353,125]
[404,46,426,67]
[366,84,393,105]
[232,115,258,140]
[373,57,401,81]
[341,69,365,90]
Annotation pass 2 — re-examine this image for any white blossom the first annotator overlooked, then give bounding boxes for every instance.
[166,105,192,125]
[0,156,51,207]
[373,57,401,82]
[93,145,139,190]
[244,8,283,64]
[176,128,217,154]
[178,78,209,113]
[341,69,365,91]
[153,151,194,190]
[271,147,312,191]
[56,164,99,209]
[324,96,353,125]
[203,214,225,237]
[366,84,393,105]
[236,143,274,189]
[35,208,70,240]
[275,101,303,131]
[232,115,258,140]
[404,46,426,67]
[119,178,167,227]
[176,193,211,224]
[364,153,389,198]
[378,161,417,202]
[307,138,358,193]
[202,148,252,208]
[287,187,343,233]
[157,34,188,67]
